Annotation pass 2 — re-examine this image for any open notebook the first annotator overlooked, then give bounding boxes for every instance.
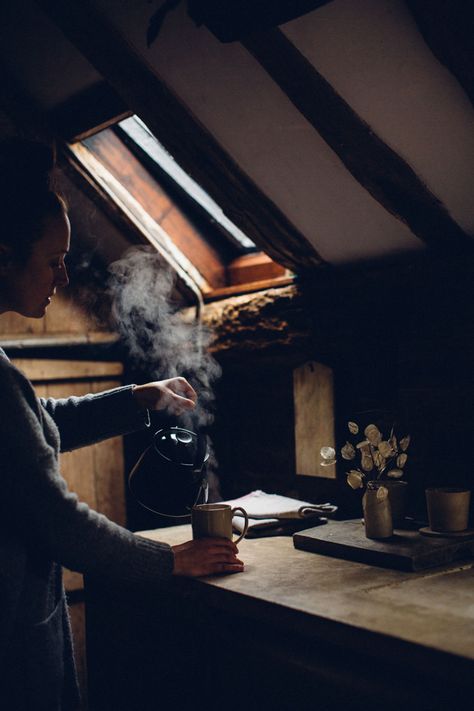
[220,490,337,538]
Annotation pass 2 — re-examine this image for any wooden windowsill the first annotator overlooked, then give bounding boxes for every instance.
[204,274,296,302]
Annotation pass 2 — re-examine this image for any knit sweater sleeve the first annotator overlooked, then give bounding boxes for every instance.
[0,360,174,585]
[40,385,152,452]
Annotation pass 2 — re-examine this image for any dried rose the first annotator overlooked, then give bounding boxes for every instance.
[373,450,386,470]
[364,424,382,446]
[397,453,408,468]
[361,454,374,472]
[320,446,336,461]
[378,440,395,458]
[399,435,411,452]
[356,439,370,453]
[387,468,403,479]
[321,459,336,467]
[348,421,359,435]
[347,470,364,489]
[341,442,356,460]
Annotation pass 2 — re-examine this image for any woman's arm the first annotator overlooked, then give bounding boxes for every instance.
[40,385,151,452]
[41,377,198,452]
[1,364,242,580]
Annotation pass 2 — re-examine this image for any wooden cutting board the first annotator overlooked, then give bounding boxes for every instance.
[293,519,474,571]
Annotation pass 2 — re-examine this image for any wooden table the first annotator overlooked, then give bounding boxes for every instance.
[85,524,474,711]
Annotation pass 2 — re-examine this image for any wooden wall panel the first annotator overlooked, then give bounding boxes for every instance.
[293,361,336,478]
[0,310,45,336]
[14,359,123,381]
[0,292,105,337]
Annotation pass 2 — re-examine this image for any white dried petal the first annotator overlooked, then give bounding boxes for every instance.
[399,435,411,451]
[356,439,370,450]
[387,468,403,479]
[320,446,336,461]
[378,441,395,458]
[361,454,374,471]
[347,470,364,489]
[373,451,386,470]
[364,424,382,445]
[341,442,356,460]
[348,421,359,435]
[376,486,389,501]
[321,459,336,467]
[397,453,408,468]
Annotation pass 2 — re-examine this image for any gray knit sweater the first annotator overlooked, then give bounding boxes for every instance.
[0,348,174,710]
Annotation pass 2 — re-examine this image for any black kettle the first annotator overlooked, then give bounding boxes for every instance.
[128,426,209,517]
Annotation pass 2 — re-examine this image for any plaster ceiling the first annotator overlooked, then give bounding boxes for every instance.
[0,0,473,268]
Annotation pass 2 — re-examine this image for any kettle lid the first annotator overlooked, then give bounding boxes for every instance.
[153,427,209,468]
[128,426,209,518]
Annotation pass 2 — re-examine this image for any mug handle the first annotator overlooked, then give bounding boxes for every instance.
[231,507,249,543]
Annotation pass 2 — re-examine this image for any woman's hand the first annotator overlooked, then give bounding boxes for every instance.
[171,538,244,577]
[133,377,197,416]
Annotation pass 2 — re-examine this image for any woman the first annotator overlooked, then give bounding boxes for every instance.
[0,138,243,710]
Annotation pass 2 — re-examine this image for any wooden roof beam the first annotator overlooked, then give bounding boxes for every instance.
[243,28,473,254]
[35,0,325,273]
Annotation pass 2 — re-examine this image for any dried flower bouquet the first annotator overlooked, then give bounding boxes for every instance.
[321,421,411,491]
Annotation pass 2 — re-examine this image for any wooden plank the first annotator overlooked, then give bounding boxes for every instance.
[293,361,335,478]
[92,436,126,526]
[204,275,295,302]
[226,252,287,286]
[36,0,324,272]
[0,310,45,336]
[1,333,119,347]
[293,519,474,571]
[42,291,93,334]
[11,359,123,382]
[0,294,100,338]
[160,206,227,287]
[243,28,474,254]
[84,129,174,224]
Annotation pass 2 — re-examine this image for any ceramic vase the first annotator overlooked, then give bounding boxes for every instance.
[378,480,407,526]
[363,485,393,539]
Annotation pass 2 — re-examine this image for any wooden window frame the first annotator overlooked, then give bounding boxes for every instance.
[68,126,292,302]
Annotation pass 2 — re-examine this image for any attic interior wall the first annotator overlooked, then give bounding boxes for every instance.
[200,255,473,524]
[129,250,474,532]
[1,104,473,528]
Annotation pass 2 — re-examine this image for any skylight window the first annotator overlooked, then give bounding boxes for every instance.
[117,116,256,252]
[74,115,290,299]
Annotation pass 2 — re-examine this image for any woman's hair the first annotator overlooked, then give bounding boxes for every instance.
[0,137,67,263]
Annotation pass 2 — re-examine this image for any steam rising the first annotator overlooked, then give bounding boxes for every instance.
[107,247,221,433]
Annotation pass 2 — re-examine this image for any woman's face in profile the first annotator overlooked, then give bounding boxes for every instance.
[3,211,71,318]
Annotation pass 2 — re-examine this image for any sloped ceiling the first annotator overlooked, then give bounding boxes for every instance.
[0,0,473,269]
